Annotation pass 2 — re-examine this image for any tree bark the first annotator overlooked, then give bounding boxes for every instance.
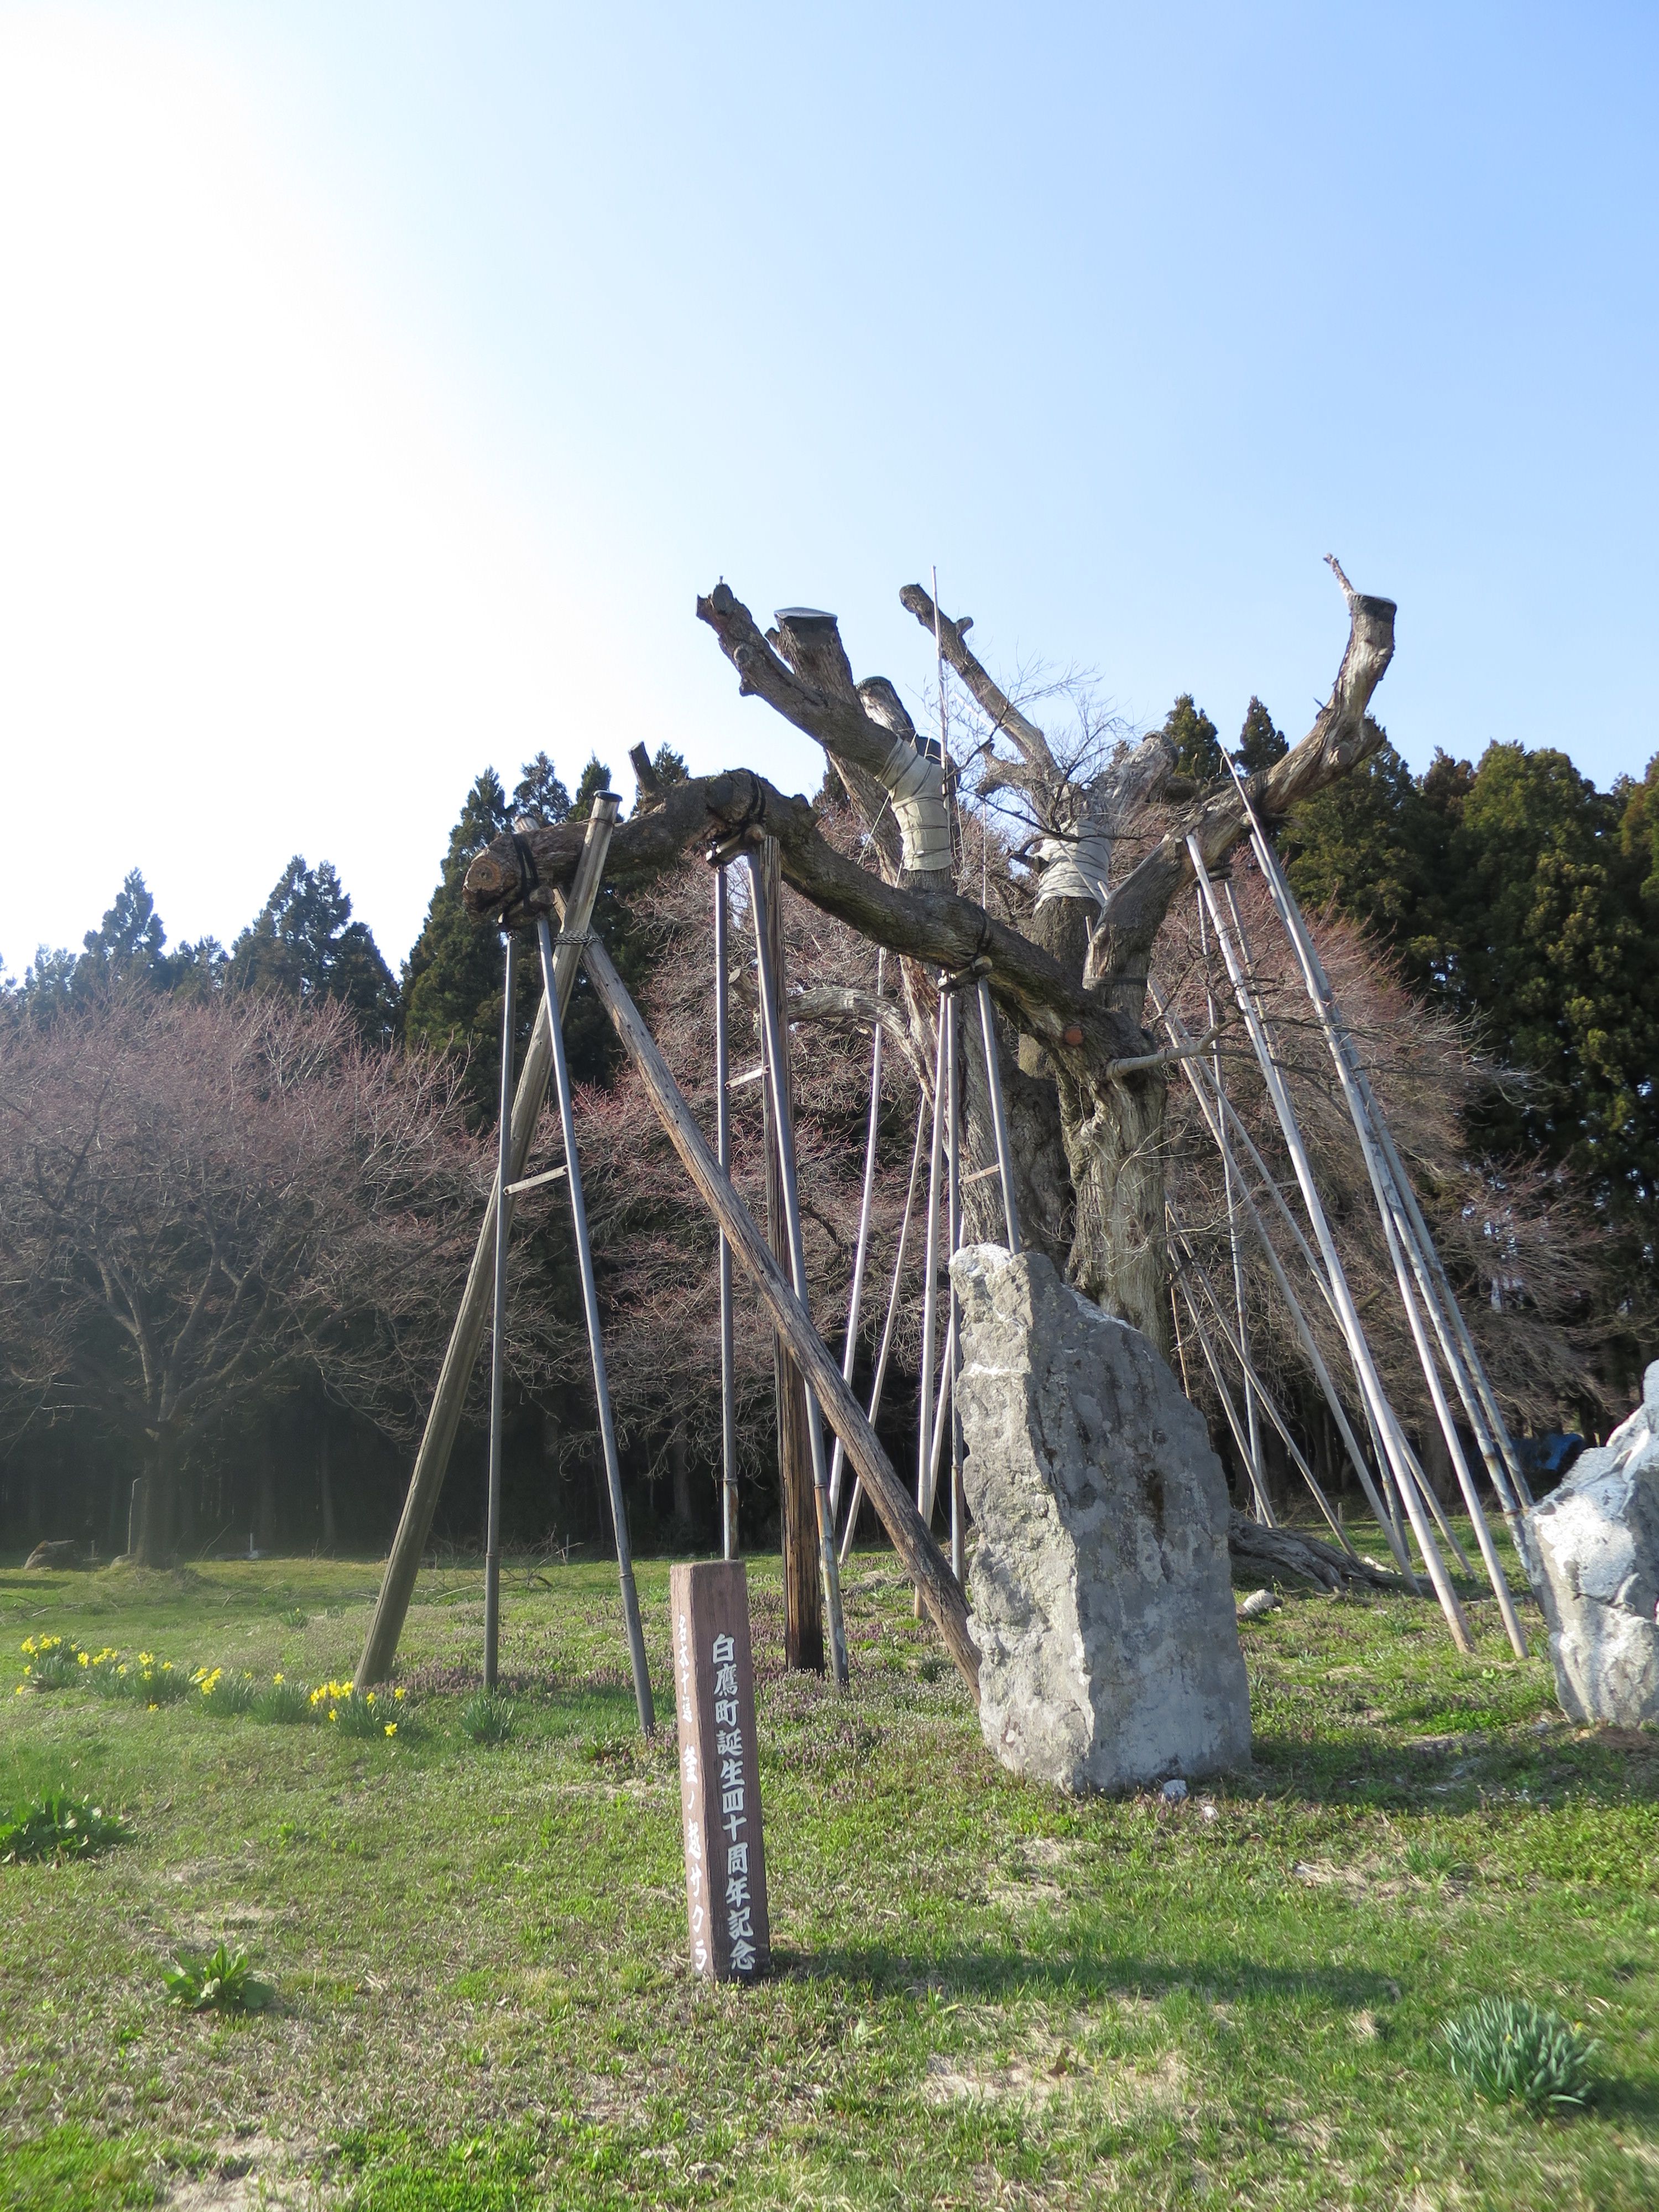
[319,1422,337,1551]
[134,1437,175,1568]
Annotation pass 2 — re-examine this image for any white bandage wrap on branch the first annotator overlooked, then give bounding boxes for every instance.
[1034,819,1113,911]
[879,736,952,875]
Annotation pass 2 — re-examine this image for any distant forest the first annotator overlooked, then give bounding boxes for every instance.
[4,707,1656,1566]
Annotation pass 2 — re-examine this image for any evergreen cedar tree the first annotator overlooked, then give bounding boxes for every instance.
[20,862,395,1030]
[401,744,687,1119]
[1156,693,1288,782]
[228,858,399,1043]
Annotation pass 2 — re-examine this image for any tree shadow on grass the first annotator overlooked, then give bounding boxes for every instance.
[778,1942,1393,2012]
[1245,1726,1659,1812]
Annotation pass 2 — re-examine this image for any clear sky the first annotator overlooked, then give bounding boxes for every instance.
[2,2,1655,976]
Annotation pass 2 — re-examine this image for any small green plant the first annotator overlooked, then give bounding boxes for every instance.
[163,1942,273,2013]
[1440,1996,1598,2114]
[0,1789,133,1864]
[278,1607,308,1628]
[192,1665,257,1715]
[1406,1841,1475,1886]
[460,1692,515,1746]
[252,1675,311,1725]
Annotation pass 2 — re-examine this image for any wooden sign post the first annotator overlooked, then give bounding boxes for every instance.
[671,1561,769,1981]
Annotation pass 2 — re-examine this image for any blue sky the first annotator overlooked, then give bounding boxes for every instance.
[2,2,1655,972]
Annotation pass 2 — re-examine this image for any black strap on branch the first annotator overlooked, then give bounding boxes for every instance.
[508,832,541,912]
[705,773,769,868]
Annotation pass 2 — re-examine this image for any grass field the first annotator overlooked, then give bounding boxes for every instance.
[2,1539,1656,2210]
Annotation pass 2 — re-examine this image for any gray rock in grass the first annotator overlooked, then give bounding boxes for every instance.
[950,1243,1251,1795]
[1527,1360,1659,1726]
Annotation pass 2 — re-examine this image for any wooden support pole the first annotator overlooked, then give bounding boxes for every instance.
[755,838,823,1674]
[713,866,739,1561]
[355,803,618,1689]
[577,930,981,1702]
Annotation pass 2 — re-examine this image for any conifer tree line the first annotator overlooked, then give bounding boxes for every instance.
[2,691,1655,1566]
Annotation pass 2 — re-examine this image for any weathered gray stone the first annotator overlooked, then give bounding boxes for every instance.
[1527,1361,1659,1726]
[951,1243,1251,1794]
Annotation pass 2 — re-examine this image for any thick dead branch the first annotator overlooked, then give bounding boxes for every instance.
[1227,1510,1405,1593]
[1091,561,1397,985]
[466,771,1147,1070]
[898,582,1057,776]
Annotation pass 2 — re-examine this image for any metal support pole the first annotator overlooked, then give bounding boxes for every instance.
[828,952,885,1517]
[945,988,966,1580]
[1188,838,1474,1653]
[974,976,1021,1253]
[535,916,655,1735]
[916,991,948,1521]
[1228,762,1533,1524]
[1152,984,1418,1585]
[744,856,850,1689]
[1196,888,1266,1515]
[483,930,515,1691]
[1220,865,1526,1653]
[838,1088,929,1566]
[713,867,739,1561]
[1171,1210,1361,1559]
[356,800,618,1689]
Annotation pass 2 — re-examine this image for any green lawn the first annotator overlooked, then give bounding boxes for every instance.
[1,1541,1656,2209]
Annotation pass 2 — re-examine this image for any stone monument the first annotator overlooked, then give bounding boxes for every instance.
[1528,1361,1659,1728]
[951,1243,1251,1794]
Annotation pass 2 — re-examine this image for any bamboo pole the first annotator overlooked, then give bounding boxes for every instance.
[1187,838,1474,1653]
[356,802,618,1688]
[534,915,655,1732]
[713,866,739,1560]
[576,929,980,1699]
[483,929,515,1691]
[746,856,850,1691]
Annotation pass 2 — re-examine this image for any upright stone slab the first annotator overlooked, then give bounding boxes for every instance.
[670,1561,770,1981]
[951,1243,1251,1794]
[1527,1361,1659,1727]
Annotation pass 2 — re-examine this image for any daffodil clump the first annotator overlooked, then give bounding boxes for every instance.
[15,1635,84,1692]
[16,1640,408,1738]
[310,1678,404,1739]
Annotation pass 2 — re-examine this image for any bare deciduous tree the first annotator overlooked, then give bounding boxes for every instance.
[0,988,482,1564]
